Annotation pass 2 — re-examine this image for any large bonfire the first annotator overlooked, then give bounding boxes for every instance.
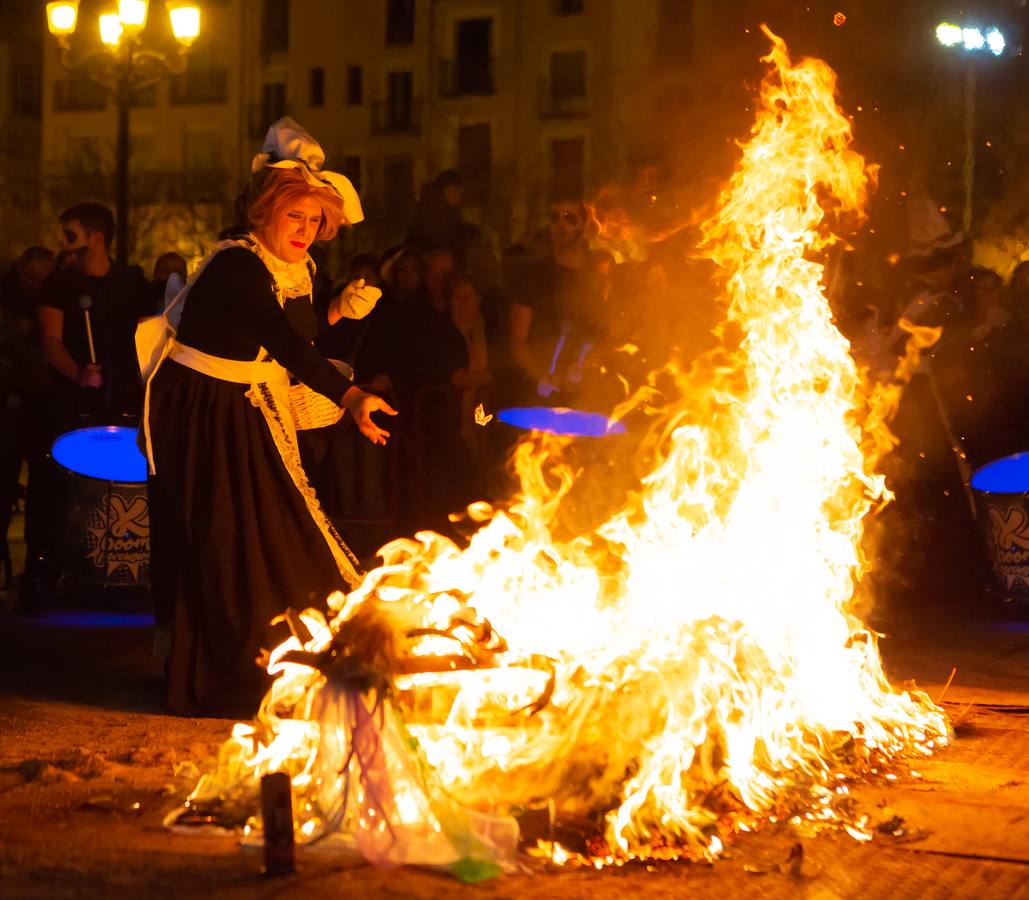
[172,29,949,878]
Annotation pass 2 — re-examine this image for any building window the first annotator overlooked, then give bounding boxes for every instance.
[12,62,41,116]
[384,70,414,130]
[169,41,227,105]
[550,50,586,100]
[54,75,107,112]
[309,67,325,107]
[347,66,363,105]
[261,82,288,128]
[553,0,584,14]
[550,137,585,200]
[373,71,419,135]
[261,0,290,54]
[385,0,415,45]
[449,18,493,95]
[170,65,228,106]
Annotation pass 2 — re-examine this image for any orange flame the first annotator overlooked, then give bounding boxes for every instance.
[178,28,948,868]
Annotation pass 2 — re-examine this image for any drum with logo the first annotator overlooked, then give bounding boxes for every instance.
[970,452,1029,607]
[49,426,150,589]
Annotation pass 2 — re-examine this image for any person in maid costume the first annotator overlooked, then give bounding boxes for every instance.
[138,118,396,716]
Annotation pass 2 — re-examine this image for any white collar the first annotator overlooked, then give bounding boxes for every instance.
[230,234,314,305]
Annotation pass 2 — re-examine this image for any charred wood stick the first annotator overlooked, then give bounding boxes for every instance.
[281,607,314,646]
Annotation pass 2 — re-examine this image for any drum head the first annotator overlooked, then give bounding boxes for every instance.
[51,426,148,483]
[971,453,1029,495]
[496,406,626,438]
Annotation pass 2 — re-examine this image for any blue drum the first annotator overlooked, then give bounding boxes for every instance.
[970,452,1029,606]
[496,406,626,438]
[49,426,150,588]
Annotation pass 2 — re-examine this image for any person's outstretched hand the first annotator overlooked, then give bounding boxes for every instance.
[344,387,397,445]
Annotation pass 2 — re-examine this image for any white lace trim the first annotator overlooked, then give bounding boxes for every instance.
[244,236,315,304]
[247,381,362,587]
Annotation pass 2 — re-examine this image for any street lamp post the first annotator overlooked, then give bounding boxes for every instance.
[935,21,1007,236]
[46,1,202,266]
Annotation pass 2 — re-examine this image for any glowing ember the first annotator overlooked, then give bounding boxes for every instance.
[174,28,948,875]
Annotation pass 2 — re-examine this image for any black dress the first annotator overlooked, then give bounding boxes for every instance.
[147,247,356,716]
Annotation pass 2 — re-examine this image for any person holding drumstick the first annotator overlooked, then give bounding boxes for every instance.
[508,189,609,403]
[37,203,151,433]
[22,206,150,607]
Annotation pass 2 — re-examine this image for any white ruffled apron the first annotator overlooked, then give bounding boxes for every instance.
[135,240,361,587]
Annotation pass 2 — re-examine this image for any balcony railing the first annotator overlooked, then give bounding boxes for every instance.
[170,67,229,106]
[437,58,494,97]
[53,76,107,112]
[371,100,422,135]
[131,168,230,204]
[537,80,588,119]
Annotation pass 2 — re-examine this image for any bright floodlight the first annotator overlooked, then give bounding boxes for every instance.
[937,20,1007,55]
[936,23,962,46]
[962,27,986,51]
[99,12,123,46]
[985,27,1006,56]
[167,3,200,45]
[118,0,148,30]
[46,1,79,37]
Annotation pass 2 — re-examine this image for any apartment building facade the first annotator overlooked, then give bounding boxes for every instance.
[1,0,46,258]
[38,0,671,265]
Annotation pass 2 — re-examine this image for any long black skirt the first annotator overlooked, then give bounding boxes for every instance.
[148,360,348,716]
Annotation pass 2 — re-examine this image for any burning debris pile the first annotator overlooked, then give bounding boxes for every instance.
[168,29,949,879]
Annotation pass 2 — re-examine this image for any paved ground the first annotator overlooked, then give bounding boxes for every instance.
[1,508,1028,898]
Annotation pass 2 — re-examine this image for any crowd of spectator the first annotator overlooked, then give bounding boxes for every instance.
[2,175,1028,610]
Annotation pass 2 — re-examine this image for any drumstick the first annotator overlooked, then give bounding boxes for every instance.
[572,340,592,369]
[78,294,97,365]
[549,320,571,375]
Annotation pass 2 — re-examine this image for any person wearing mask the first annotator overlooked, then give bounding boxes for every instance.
[509,190,608,403]
[37,203,151,432]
